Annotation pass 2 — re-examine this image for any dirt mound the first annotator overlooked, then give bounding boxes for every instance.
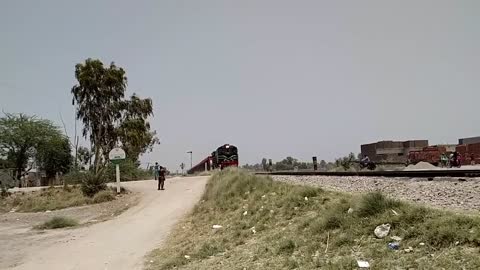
[404,161,437,170]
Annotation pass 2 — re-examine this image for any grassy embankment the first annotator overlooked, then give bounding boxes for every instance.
[147,170,480,269]
[0,186,119,213]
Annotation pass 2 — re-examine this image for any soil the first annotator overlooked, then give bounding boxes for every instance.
[0,177,208,270]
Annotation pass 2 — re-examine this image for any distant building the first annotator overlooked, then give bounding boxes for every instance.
[459,136,480,145]
[436,144,457,152]
[361,140,428,163]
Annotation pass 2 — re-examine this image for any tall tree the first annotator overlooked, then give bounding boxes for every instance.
[0,113,67,185]
[319,160,327,170]
[72,59,159,172]
[116,94,159,162]
[72,59,127,172]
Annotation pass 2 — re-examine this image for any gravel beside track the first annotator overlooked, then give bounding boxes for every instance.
[273,175,480,213]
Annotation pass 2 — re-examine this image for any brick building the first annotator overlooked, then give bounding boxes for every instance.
[459,136,480,145]
[361,140,428,163]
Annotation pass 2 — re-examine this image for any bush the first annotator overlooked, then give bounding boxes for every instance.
[1,185,10,198]
[93,190,116,203]
[105,159,152,182]
[357,192,401,217]
[35,216,78,229]
[62,170,87,185]
[277,239,296,255]
[196,242,223,259]
[81,171,107,197]
[423,215,480,248]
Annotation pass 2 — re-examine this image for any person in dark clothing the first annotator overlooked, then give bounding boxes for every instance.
[158,166,167,190]
[154,162,160,180]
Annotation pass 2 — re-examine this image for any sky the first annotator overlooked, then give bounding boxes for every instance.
[1,0,479,171]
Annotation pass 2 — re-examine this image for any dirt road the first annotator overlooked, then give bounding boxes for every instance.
[6,176,208,270]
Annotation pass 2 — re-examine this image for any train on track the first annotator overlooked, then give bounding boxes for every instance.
[187,144,239,174]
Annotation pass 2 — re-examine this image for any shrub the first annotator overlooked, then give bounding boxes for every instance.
[81,171,107,197]
[310,210,348,234]
[62,170,86,185]
[357,192,401,217]
[93,190,116,203]
[297,186,321,198]
[423,215,480,248]
[1,185,10,198]
[105,159,153,182]
[35,216,78,229]
[196,242,223,259]
[322,213,345,230]
[277,239,296,255]
[284,258,299,269]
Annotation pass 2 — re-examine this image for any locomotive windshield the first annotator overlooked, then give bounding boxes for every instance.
[217,145,237,156]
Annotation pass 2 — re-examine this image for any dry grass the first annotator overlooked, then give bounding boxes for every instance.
[0,186,119,213]
[146,170,480,270]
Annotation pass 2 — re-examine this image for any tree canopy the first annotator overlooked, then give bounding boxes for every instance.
[71,58,159,172]
[76,146,93,169]
[0,113,71,185]
[36,135,72,179]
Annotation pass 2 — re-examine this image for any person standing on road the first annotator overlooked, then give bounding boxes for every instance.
[158,166,167,190]
[154,162,160,180]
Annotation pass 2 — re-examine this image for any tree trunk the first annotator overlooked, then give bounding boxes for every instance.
[94,142,101,174]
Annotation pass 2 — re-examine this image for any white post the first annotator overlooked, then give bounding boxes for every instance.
[116,164,120,194]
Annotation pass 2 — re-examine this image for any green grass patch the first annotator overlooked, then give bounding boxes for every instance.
[35,216,78,229]
[0,186,118,212]
[146,169,480,270]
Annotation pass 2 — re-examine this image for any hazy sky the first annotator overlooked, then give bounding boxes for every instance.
[1,1,479,170]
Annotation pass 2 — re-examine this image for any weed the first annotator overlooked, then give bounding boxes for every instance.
[1,185,10,198]
[314,213,345,232]
[277,239,296,255]
[284,258,299,269]
[196,242,223,259]
[35,216,78,229]
[92,190,116,203]
[81,171,107,197]
[333,233,355,247]
[357,192,401,217]
[297,186,321,198]
[423,215,480,248]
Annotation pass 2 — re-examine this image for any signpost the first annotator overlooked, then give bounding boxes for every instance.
[109,148,126,194]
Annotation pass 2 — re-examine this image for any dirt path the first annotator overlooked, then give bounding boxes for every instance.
[5,176,208,270]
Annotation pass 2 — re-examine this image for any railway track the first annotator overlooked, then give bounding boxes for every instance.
[256,169,480,178]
